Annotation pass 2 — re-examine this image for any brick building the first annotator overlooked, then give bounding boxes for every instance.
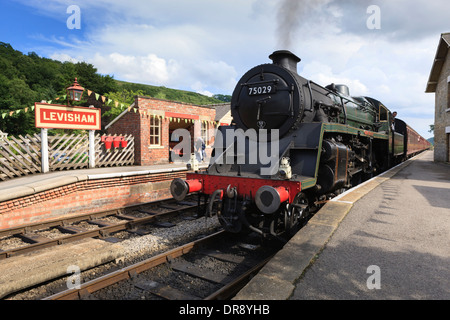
[426,32,450,162]
[107,95,230,165]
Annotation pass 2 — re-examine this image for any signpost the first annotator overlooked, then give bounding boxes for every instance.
[35,103,101,172]
[35,103,101,130]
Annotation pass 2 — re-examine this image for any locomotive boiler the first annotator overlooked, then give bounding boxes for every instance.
[170,50,430,238]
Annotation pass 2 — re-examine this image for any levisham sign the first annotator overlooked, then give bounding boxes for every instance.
[35,103,101,130]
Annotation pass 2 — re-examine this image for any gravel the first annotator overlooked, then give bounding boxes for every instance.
[119,216,221,261]
[6,215,221,300]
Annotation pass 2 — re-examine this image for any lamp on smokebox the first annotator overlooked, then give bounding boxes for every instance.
[66,78,84,105]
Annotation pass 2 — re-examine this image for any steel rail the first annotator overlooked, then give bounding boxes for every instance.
[0,197,183,238]
[0,199,200,260]
[43,230,225,300]
[204,254,274,300]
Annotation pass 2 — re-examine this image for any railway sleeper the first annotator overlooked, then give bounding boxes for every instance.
[171,260,237,285]
[17,234,50,244]
[134,280,201,300]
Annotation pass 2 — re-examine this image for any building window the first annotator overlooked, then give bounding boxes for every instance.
[201,121,208,145]
[150,116,161,146]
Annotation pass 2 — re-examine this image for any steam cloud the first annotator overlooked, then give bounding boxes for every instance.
[276,0,330,49]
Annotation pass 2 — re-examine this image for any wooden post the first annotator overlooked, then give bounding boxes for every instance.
[41,128,49,173]
[89,105,96,168]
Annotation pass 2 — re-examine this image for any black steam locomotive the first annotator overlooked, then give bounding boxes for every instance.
[170,50,430,238]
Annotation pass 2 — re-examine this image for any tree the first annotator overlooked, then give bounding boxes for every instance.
[212,94,232,102]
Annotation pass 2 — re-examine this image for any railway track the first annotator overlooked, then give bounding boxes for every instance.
[0,196,202,260]
[44,230,281,300]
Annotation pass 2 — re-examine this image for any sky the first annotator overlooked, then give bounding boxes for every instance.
[1,0,449,140]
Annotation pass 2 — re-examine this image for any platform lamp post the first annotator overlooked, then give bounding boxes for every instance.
[66,78,85,106]
[67,78,96,169]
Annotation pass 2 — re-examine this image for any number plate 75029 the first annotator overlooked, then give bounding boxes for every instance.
[248,85,277,96]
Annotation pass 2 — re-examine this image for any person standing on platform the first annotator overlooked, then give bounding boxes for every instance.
[195,137,205,163]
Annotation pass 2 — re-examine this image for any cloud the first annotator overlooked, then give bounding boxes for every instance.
[89,52,175,85]
[323,0,450,41]
[13,0,441,140]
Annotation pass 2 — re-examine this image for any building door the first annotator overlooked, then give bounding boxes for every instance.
[447,133,450,162]
[169,119,193,162]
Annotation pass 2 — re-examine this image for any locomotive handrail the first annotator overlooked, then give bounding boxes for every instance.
[306,81,314,112]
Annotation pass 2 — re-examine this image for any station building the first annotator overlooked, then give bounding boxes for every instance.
[106,95,231,165]
[426,32,450,162]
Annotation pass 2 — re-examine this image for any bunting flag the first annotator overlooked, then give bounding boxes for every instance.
[1,87,132,121]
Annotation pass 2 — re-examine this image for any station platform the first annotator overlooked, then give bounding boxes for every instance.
[235,150,450,300]
[0,161,210,299]
[0,161,207,229]
[0,162,208,202]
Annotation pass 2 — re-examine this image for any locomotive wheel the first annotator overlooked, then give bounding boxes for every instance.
[285,192,309,237]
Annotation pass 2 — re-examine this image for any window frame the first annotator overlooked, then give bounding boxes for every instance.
[150,115,161,147]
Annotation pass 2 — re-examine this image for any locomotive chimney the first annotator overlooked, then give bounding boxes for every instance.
[269,50,301,73]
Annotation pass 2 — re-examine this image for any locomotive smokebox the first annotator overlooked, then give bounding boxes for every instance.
[269,50,301,73]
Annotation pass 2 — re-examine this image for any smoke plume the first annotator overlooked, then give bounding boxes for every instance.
[276,0,330,49]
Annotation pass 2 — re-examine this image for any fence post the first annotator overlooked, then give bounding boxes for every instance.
[89,105,96,168]
[89,130,95,168]
[41,128,49,173]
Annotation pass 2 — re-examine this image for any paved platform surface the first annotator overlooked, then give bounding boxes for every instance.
[235,151,450,300]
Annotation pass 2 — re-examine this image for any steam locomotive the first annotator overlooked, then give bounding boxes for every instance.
[170,50,430,238]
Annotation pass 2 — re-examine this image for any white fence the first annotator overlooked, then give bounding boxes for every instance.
[0,132,134,181]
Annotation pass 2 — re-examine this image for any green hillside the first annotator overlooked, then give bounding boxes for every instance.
[0,42,230,135]
[115,80,227,105]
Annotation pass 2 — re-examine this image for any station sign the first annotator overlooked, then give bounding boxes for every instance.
[35,103,101,130]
